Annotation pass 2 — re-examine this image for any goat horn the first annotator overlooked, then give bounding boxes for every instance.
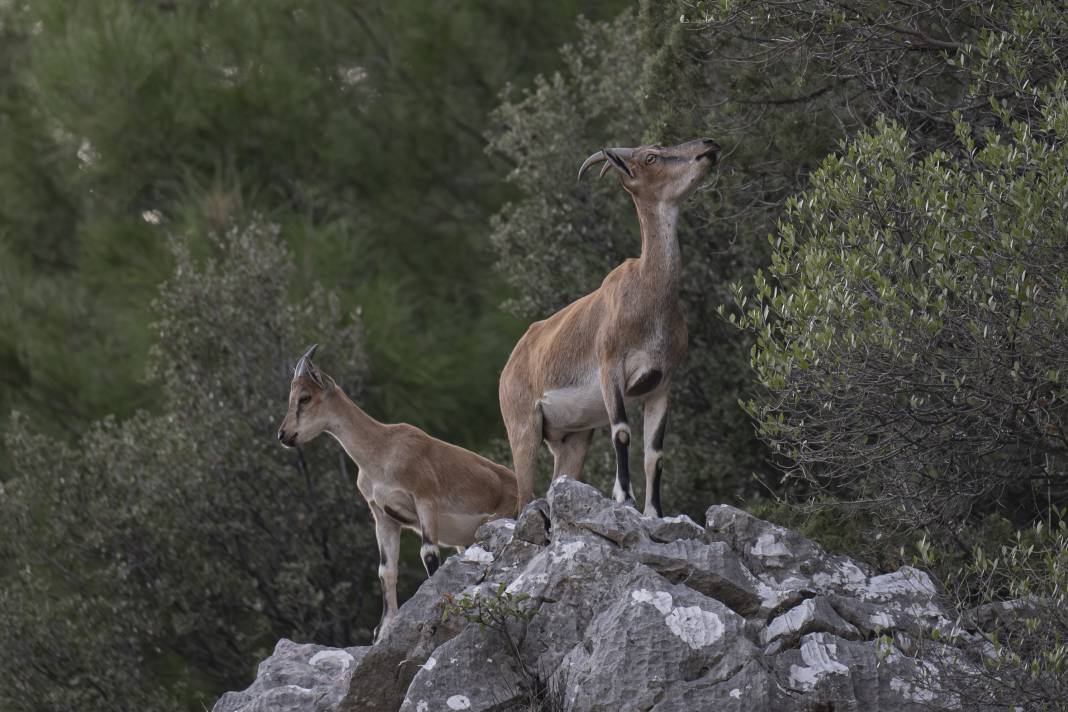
[293,343,319,379]
[578,150,606,180]
[578,147,635,180]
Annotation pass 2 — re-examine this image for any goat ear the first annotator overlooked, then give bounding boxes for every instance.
[603,148,635,179]
[321,373,337,393]
[306,361,328,389]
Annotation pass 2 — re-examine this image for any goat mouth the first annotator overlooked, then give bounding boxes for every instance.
[696,150,719,164]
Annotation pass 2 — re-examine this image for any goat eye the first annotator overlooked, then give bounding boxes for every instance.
[646,154,657,164]
[298,395,311,406]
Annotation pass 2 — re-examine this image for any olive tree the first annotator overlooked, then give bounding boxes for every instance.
[733,2,1068,540]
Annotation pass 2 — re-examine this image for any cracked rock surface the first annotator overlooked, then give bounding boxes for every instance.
[216,478,979,712]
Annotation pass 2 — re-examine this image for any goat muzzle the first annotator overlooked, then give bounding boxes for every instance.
[277,428,296,448]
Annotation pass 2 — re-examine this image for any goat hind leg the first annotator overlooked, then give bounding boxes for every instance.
[642,390,669,518]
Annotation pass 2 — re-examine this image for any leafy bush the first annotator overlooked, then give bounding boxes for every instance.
[0,221,379,710]
[736,98,1068,538]
[916,518,1068,709]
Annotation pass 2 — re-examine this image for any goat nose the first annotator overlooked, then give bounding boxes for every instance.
[703,138,721,150]
[277,428,286,442]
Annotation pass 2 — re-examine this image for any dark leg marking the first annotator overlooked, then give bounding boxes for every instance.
[612,387,627,426]
[650,459,664,518]
[383,506,416,527]
[626,369,663,398]
[420,531,440,577]
[423,551,440,577]
[614,432,633,505]
[610,386,635,507]
[377,543,390,626]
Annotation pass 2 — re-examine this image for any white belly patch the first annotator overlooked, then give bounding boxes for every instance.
[437,511,493,548]
[540,376,608,432]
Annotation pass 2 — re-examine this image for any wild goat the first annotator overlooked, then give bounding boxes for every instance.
[499,138,721,517]
[277,345,517,640]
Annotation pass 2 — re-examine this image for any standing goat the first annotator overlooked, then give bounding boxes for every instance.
[499,138,721,517]
[277,345,517,641]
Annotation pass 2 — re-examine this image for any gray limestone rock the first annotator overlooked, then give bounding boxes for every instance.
[472,517,517,556]
[642,512,706,543]
[762,596,860,651]
[217,478,986,712]
[213,639,368,712]
[513,498,551,546]
[559,567,756,712]
[548,476,645,546]
[635,538,763,616]
[340,554,485,712]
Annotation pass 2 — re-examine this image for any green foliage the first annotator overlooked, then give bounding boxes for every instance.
[695,1,1068,142]
[0,0,630,464]
[917,518,1068,709]
[441,584,567,712]
[724,5,1068,706]
[441,582,536,631]
[3,0,1067,707]
[0,222,379,710]
[1,3,638,708]
[737,97,1068,536]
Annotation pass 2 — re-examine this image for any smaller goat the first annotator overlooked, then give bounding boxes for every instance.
[277,345,517,641]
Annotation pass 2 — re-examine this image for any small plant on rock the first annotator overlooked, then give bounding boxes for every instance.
[441,584,568,712]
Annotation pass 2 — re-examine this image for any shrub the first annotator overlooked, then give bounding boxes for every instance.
[737,95,1068,537]
[0,221,378,710]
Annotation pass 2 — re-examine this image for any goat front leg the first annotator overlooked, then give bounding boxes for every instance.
[370,503,401,643]
[601,370,635,508]
[642,389,669,518]
[415,499,440,577]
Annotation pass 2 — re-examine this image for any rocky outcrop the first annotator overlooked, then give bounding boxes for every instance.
[215,478,980,712]
[213,639,368,712]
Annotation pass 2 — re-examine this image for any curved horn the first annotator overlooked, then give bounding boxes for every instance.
[293,343,319,379]
[578,150,606,180]
[578,147,635,180]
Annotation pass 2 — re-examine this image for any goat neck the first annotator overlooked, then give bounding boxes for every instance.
[324,390,388,469]
[634,198,682,293]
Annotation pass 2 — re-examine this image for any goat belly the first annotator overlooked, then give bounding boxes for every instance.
[540,381,608,432]
[437,510,493,548]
